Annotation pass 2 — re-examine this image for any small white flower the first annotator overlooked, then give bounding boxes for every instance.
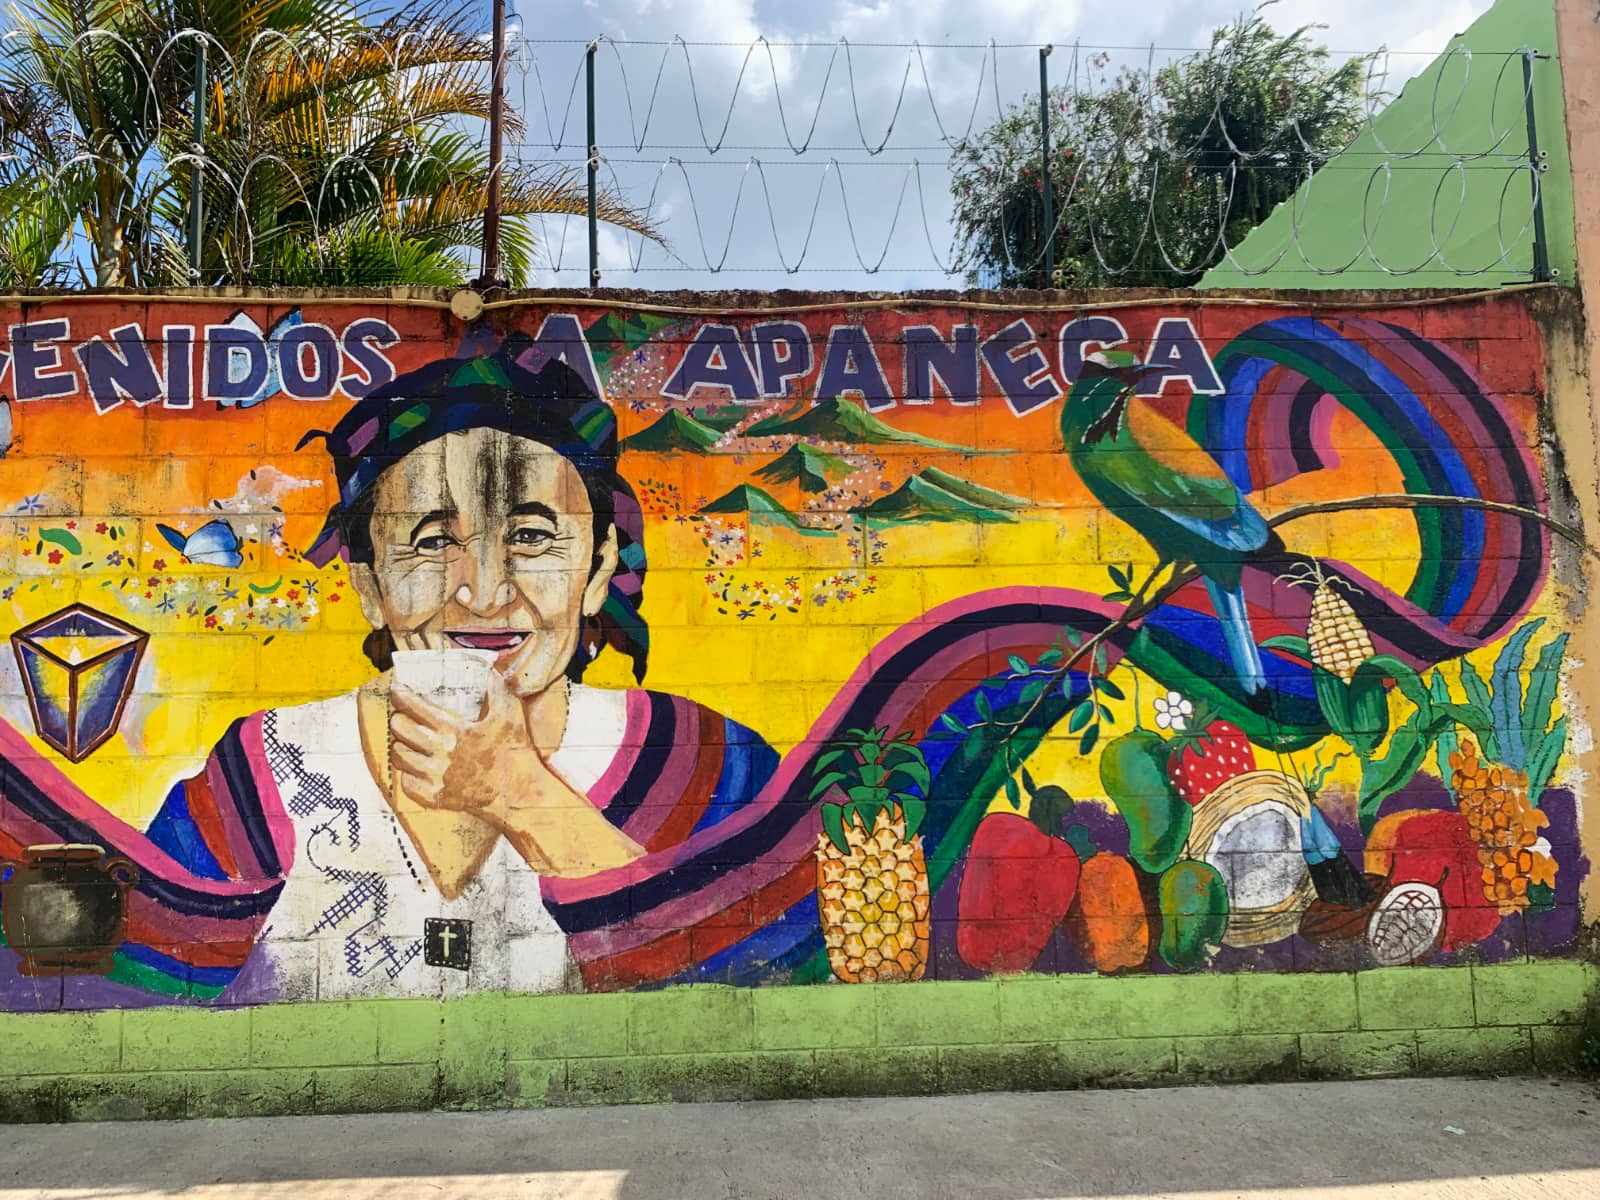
[1154,690,1193,731]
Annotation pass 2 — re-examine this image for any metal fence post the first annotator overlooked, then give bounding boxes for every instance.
[478,0,507,288]
[188,42,206,283]
[1039,45,1053,289]
[1521,49,1552,283]
[587,40,600,288]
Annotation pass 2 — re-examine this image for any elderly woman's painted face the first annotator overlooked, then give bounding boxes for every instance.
[350,427,618,698]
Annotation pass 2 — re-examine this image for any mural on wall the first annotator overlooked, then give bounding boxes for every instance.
[0,296,1584,1008]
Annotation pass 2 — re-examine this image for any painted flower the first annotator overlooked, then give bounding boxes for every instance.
[46,549,61,565]
[1154,691,1193,731]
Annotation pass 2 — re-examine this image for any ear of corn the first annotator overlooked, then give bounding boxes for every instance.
[1307,580,1374,685]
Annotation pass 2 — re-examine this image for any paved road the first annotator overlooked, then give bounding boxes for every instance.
[1,1077,1597,1199]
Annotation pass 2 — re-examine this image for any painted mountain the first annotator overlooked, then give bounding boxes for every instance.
[690,405,748,432]
[745,398,973,451]
[699,484,828,534]
[753,443,854,492]
[859,468,1027,523]
[620,409,722,452]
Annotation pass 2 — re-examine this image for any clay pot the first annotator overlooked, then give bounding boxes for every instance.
[0,844,139,976]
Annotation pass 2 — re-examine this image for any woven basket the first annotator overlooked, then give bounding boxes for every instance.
[1185,770,1315,948]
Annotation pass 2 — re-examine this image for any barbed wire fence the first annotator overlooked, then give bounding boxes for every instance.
[0,21,1559,291]
[508,35,1557,289]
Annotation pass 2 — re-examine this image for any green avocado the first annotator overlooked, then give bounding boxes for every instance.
[1158,859,1229,971]
[1098,730,1190,874]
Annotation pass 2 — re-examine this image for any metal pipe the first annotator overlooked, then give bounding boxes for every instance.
[478,0,507,288]
[1039,45,1053,290]
[188,42,206,283]
[1521,50,1552,283]
[587,40,600,288]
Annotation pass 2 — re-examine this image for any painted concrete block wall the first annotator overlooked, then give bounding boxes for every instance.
[0,289,1593,1117]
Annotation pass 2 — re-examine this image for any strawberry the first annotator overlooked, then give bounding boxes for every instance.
[957,789,1081,974]
[1167,718,1256,806]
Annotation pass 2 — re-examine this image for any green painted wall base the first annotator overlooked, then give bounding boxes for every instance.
[2,963,1594,1123]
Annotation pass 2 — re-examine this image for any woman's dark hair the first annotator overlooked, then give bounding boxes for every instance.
[299,336,650,682]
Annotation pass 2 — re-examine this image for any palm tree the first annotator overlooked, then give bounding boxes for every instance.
[0,0,659,287]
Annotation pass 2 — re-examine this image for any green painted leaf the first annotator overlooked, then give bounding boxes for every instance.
[1523,633,1569,766]
[1038,649,1064,666]
[807,771,851,802]
[813,747,853,772]
[39,528,82,555]
[1095,676,1126,701]
[1458,657,1498,760]
[1344,664,1390,757]
[821,805,849,853]
[1430,669,1459,781]
[1490,619,1544,771]
[975,692,992,721]
[1003,774,1021,808]
[900,796,927,841]
[1356,711,1453,833]
[1008,654,1029,675]
[1527,715,1568,803]
[1079,724,1100,756]
[1068,699,1095,733]
[939,713,967,734]
[893,761,932,797]
[1020,678,1048,706]
[1312,666,1354,740]
[1260,634,1312,660]
[1020,764,1037,796]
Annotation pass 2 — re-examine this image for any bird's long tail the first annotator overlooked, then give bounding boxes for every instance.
[1203,576,1265,695]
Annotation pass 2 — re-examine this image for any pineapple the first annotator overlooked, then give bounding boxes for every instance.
[811,726,933,983]
[1451,737,1552,914]
[816,808,931,982]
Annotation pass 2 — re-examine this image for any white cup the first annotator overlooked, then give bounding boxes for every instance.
[390,648,501,720]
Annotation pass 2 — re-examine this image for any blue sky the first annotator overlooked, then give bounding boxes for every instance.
[472,0,1495,288]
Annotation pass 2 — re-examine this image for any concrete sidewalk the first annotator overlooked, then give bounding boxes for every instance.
[0,1077,1596,1199]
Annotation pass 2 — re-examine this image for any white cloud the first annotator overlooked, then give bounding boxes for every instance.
[503,0,1498,288]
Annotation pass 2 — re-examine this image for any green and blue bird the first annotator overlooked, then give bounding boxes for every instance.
[1061,350,1269,694]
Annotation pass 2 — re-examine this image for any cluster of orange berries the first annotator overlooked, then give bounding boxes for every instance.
[1450,738,1555,913]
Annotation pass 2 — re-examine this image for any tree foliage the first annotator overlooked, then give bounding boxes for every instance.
[949,8,1368,288]
[0,0,660,287]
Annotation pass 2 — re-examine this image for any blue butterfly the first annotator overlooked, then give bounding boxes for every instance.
[156,520,244,569]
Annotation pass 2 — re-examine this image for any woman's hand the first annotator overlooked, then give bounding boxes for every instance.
[388,672,533,817]
[387,675,644,878]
